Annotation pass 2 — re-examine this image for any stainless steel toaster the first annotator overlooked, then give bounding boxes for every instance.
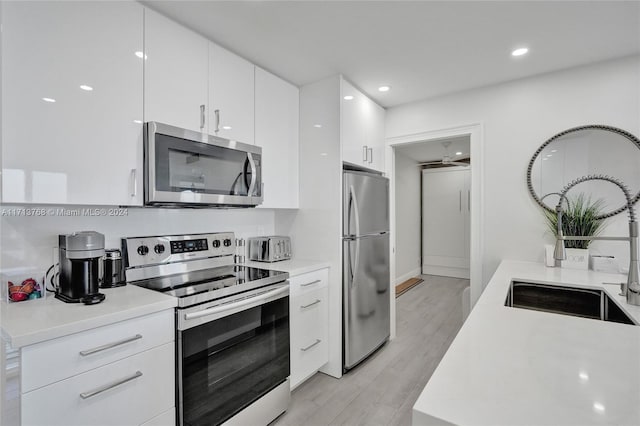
[247,236,292,262]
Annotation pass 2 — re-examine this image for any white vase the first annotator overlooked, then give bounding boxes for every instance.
[561,248,589,270]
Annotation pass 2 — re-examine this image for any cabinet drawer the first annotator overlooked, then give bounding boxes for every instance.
[22,310,174,392]
[290,328,328,389]
[21,342,174,426]
[290,286,328,389]
[289,268,328,296]
[291,288,327,340]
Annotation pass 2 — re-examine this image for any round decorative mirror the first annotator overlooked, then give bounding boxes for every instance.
[527,125,640,219]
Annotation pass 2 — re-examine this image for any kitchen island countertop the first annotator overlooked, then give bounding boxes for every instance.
[413,260,640,425]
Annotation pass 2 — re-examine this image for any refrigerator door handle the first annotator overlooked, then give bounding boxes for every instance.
[350,185,361,288]
[350,185,361,238]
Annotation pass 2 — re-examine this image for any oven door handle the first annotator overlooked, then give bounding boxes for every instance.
[184,285,288,321]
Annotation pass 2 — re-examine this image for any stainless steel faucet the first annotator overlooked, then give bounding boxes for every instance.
[551,175,640,306]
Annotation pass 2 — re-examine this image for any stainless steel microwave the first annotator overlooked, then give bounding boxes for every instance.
[144,122,263,207]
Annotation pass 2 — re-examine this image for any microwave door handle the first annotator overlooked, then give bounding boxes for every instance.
[247,153,257,196]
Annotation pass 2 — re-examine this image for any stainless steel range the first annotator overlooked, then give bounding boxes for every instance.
[122,232,290,426]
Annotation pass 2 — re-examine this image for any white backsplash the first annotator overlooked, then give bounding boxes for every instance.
[0,206,275,274]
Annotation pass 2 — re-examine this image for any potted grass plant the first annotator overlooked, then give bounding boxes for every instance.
[544,193,607,269]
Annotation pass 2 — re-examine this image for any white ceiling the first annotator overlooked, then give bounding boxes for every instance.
[396,135,470,163]
[143,1,640,108]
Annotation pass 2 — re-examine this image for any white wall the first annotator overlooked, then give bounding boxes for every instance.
[386,56,640,286]
[393,151,421,283]
[274,75,343,378]
[1,206,275,274]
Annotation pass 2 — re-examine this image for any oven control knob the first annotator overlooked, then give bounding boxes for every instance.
[223,239,232,247]
[154,244,165,254]
[137,245,149,256]
[212,239,221,248]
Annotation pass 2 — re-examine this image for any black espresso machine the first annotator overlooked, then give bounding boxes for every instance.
[56,231,106,304]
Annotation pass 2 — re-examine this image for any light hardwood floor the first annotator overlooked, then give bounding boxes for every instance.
[272,275,469,426]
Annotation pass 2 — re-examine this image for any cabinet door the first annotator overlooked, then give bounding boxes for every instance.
[255,68,299,208]
[367,100,386,172]
[144,8,208,133]
[1,1,144,206]
[422,168,470,278]
[341,78,385,172]
[341,79,368,167]
[209,43,255,144]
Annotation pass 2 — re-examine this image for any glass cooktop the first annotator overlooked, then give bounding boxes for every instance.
[132,265,288,308]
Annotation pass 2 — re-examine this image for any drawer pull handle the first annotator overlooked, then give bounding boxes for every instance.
[300,279,321,288]
[301,339,321,352]
[79,334,142,356]
[79,371,143,399]
[301,299,321,309]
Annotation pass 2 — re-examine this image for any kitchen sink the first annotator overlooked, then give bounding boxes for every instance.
[505,281,637,326]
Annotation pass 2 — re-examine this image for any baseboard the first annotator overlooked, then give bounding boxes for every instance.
[394,267,422,286]
[422,265,470,279]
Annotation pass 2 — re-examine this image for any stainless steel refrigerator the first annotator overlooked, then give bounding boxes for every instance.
[343,169,390,371]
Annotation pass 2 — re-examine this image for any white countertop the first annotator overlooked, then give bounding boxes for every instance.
[1,285,176,349]
[241,258,330,277]
[413,260,640,426]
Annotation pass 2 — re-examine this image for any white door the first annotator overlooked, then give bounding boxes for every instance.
[144,8,209,133]
[255,68,299,208]
[422,167,471,278]
[209,43,255,144]
[1,1,144,206]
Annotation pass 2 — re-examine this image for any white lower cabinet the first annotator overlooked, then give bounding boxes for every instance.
[289,268,329,389]
[22,343,174,426]
[18,310,175,426]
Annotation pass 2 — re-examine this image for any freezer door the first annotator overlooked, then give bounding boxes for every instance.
[343,171,389,237]
[343,233,390,370]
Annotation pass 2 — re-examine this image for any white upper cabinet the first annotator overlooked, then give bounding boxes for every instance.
[144,8,209,133]
[1,1,144,206]
[209,43,255,144]
[255,68,299,208]
[340,79,385,172]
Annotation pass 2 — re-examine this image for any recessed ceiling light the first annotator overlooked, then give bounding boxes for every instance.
[42,97,56,103]
[546,154,553,157]
[222,125,232,130]
[378,86,390,92]
[593,402,605,413]
[579,372,589,381]
[313,124,322,128]
[455,151,462,156]
[511,47,529,57]
[135,51,147,60]
[133,120,142,124]
[343,95,354,100]
[551,149,557,153]
[79,85,93,91]
[542,158,548,161]
[320,153,328,156]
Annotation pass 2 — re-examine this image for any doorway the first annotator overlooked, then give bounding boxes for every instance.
[385,123,484,339]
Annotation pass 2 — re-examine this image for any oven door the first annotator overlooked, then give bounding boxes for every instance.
[145,121,263,206]
[177,283,289,426]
